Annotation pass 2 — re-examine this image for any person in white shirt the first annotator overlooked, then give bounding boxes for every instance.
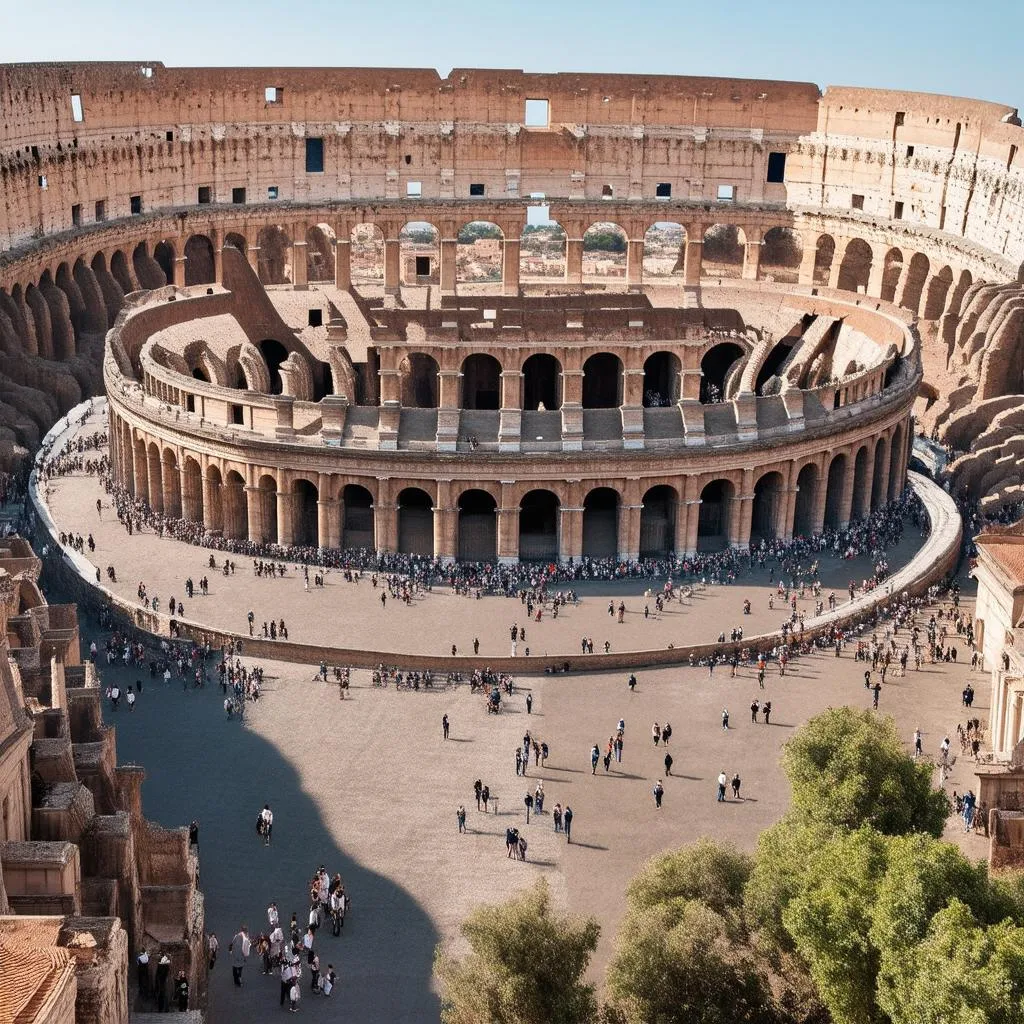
[260,805,273,846]
[267,902,279,928]
[126,688,136,711]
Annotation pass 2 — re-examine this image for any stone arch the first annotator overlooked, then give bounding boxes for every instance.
[793,462,819,537]
[147,441,163,514]
[399,222,439,286]
[456,222,503,285]
[306,223,335,283]
[519,489,560,561]
[184,235,215,286]
[39,272,74,361]
[2,286,35,356]
[824,453,848,529]
[108,250,135,296]
[258,474,278,544]
[522,353,561,410]
[24,284,53,360]
[399,353,440,409]
[642,222,686,283]
[152,241,175,285]
[458,488,497,561]
[583,486,620,558]
[582,222,627,281]
[351,224,384,283]
[55,262,87,342]
[132,242,166,290]
[73,257,110,331]
[701,224,746,278]
[851,446,871,520]
[700,342,745,404]
[871,437,888,511]
[900,252,930,315]
[812,234,836,286]
[880,248,904,302]
[520,218,566,282]
[837,238,873,293]
[257,225,292,285]
[643,351,681,406]
[461,353,502,410]
[760,227,801,284]
[259,339,289,395]
[182,457,203,523]
[342,484,375,550]
[161,449,181,518]
[582,352,623,408]
[888,424,906,501]
[223,470,247,541]
[945,269,974,319]
[133,438,149,504]
[697,479,735,550]
[397,486,434,556]
[224,232,247,255]
[922,265,954,320]
[235,343,272,393]
[751,470,785,542]
[292,478,319,547]
[640,484,677,558]
[205,464,224,533]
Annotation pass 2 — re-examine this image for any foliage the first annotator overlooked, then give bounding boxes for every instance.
[780,707,949,836]
[434,879,600,1024]
[457,221,503,243]
[703,224,743,262]
[582,230,626,253]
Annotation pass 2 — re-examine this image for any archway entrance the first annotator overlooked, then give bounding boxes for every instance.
[260,339,289,394]
[824,455,848,529]
[342,485,374,550]
[642,352,680,407]
[793,464,819,537]
[640,486,676,558]
[224,471,247,540]
[582,353,623,408]
[522,354,561,410]
[461,354,501,410]
[519,490,559,561]
[751,472,784,543]
[583,488,619,559]
[458,490,497,561]
[293,480,319,547]
[700,343,744,404]
[398,487,433,555]
[698,480,734,550]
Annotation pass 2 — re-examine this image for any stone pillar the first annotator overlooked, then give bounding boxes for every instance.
[384,237,401,294]
[502,237,521,295]
[317,499,336,549]
[827,240,845,290]
[742,235,763,281]
[866,245,887,298]
[797,242,817,287]
[496,506,520,563]
[439,370,461,409]
[560,369,584,450]
[245,486,264,542]
[173,252,187,288]
[559,506,584,562]
[213,242,224,284]
[781,486,799,542]
[499,371,523,451]
[202,472,219,532]
[683,232,704,285]
[276,491,296,546]
[565,237,584,284]
[440,238,457,293]
[618,504,642,561]
[247,244,261,277]
[334,237,351,290]
[874,442,892,512]
[838,462,855,529]
[292,233,308,289]
[375,479,396,553]
[626,237,644,288]
[857,455,875,522]
[132,443,148,502]
[433,505,457,561]
[732,469,755,550]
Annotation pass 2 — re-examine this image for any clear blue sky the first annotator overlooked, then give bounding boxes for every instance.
[1,0,1019,108]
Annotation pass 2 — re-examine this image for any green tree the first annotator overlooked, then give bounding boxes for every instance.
[434,879,600,1024]
[781,707,949,836]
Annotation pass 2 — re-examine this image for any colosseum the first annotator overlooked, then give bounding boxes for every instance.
[0,64,1021,564]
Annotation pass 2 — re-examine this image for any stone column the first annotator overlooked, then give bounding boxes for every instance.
[683,230,704,285]
[433,505,457,561]
[276,491,296,546]
[797,241,817,287]
[565,237,584,284]
[781,486,799,542]
[560,368,584,450]
[857,455,875,521]
[334,235,351,290]
[499,371,523,451]
[440,237,457,293]
[742,233,763,281]
[375,479,396,553]
[837,461,855,529]
[384,237,401,294]
[202,472,219,532]
[874,442,892,511]
[173,251,187,288]
[502,237,521,295]
[618,504,642,561]
[626,237,644,287]
[291,231,308,289]
[559,506,584,562]
[245,486,264,542]
[731,469,755,550]
[827,240,845,290]
[496,502,520,564]
[317,499,337,549]
[810,470,827,535]
[866,244,888,298]
[213,237,224,284]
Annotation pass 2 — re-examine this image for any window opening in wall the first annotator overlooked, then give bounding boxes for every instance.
[469,182,485,196]
[851,194,865,210]
[906,145,915,157]
[525,98,549,127]
[70,93,84,122]
[166,131,174,142]
[267,186,279,200]
[231,404,245,425]
[186,395,195,412]
[894,201,904,219]
[305,137,324,173]
[404,154,412,165]
[655,182,672,199]
[130,195,142,215]
[95,200,106,221]
[71,204,81,226]
[139,66,153,78]
[232,187,246,204]
[717,184,735,202]
[601,184,614,198]
[406,180,422,197]
[894,111,905,127]
[527,202,550,226]
[415,255,431,277]
[483,309,497,321]
[265,86,283,103]
[198,186,211,204]
[38,175,47,189]
[766,151,787,182]
[31,146,39,161]
[308,309,323,327]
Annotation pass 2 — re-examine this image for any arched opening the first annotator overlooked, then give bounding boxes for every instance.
[700,343,745,404]
[871,440,888,511]
[192,367,209,383]
[697,479,735,550]
[755,337,796,394]
[89,252,122,329]
[582,352,623,408]
[922,265,954,320]
[342,484,375,550]
[258,475,278,544]
[457,489,497,561]
[456,222,503,285]
[582,487,619,558]
[900,253,930,315]
[161,450,181,518]
[880,248,904,302]
[642,222,686,283]
[461,354,502,410]
[205,465,224,533]
[153,241,175,285]
[259,339,289,395]
[224,470,247,540]
[110,249,135,294]
[132,242,165,290]
[582,222,627,281]
[945,270,973,319]
[397,487,433,556]
[851,446,870,520]
[54,263,85,342]
[293,479,319,547]
[793,464,819,537]
[306,224,335,283]
[147,442,163,514]
[224,232,247,255]
[522,353,561,410]
[888,426,905,501]
[519,489,560,561]
[760,227,801,284]
[751,471,784,543]
[640,485,677,558]
[73,257,108,332]
[182,458,203,522]
[701,224,746,279]
[399,353,440,408]
[520,219,566,282]
[184,235,215,286]
[824,454,848,529]
[643,352,681,407]
[351,224,384,284]
[257,226,291,285]
[399,223,439,286]
[813,235,836,286]
[837,239,873,293]
[133,439,149,503]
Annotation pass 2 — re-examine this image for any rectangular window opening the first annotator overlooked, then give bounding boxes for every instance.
[197,186,211,204]
[305,137,324,173]
[265,86,283,104]
[38,175,47,189]
[308,308,323,328]
[601,184,614,198]
[139,66,153,79]
[894,111,905,127]
[906,145,915,158]
[406,180,422,197]
[230,404,245,425]
[232,187,246,204]
[525,98,550,127]
[130,195,142,215]
[851,193,865,210]
[166,130,174,143]
[469,182,485,197]
[95,200,106,222]
[894,200,904,219]
[71,204,81,227]
[717,184,735,202]
[527,203,551,226]
[415,255,431,277]
[655,182,672,199]
[70,94,84,123]
[267,186,279,200]
[766,151,786,183]
[483,309,497,321]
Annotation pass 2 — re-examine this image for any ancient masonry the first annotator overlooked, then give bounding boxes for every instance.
[0,537,205,1023]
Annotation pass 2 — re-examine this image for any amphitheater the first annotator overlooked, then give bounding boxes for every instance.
[3,64,1022,559]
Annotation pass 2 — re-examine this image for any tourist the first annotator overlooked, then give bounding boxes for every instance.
[206,931,217,970]
[563,805,573,842]
[155,952,171,1011]
[457,805,466,833]
[229,926,249,987]
[731,772,742,799]
[176,969,189,1011]
[717,771,728,802]
[442,713,449,739]
[136,948,151,1000]
[653,780,664,808]
[664,752,673,776]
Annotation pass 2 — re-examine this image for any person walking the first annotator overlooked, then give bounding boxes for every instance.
[731,772,742,799]
[722,708,730,730]
[563,805,573,842]
[260,804,273,846]
[155,953,171,1011]
[207,931,218,970]
[553,803,563,832]
[717,771,727,802]
[442,714,450,740]
[653,780,664,808]
[473,779,482,811]
[457,805,466,833]
[524,791,534,823]
[913,728,923,758]
[652,722,661,746]
[229,926,249,987]
[590,744,600,774]
[526,693,533,714]
[628,673,637,692]
[664,752,673,776]
[763,701,772,725]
